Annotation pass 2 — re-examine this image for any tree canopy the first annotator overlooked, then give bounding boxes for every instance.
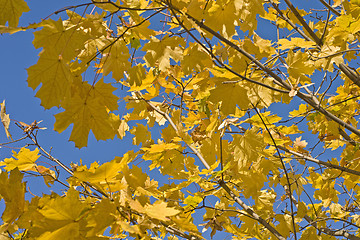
[1,0,360,239]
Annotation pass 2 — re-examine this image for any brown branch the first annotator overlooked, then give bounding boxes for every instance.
[339,127,356,146]
[162,223,202,240]
[278,146,360,176]
[318,0,341,16]
[0,135,27,146]
[283,0,322,46]
[339,63,360,88]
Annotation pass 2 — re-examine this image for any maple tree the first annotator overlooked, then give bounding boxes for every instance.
[3,0,360,239]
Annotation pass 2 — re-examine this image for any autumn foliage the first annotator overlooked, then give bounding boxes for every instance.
[2,0,360,239]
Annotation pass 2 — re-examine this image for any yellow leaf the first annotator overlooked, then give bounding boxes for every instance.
[0,0,29,27]
[145,201,180,221]
[333,0,342,7]
[39,188,88,221]
[204,0,262,37]
[289,104,308,117]
[101,39,131,81]
[117,119,129,139]
[0,169,25,224]
[297,201,307,219]
[129,199,145,213]
[142,142,181,153]
[37,222,80,240]
[184,195,202,208]
[27,50,74,109]
[286,50,315,83]
[209,83,250,115]
[128,68,156,91]
[118,221,141,235]
[73,156,130,184]
[128,64,146,86]
[143,36,185,71]
[181,43,212,74]
[92,79,119,111]
[330,203,346,218]
[244,111,281,128]
[0,100,12,140]
[278,38,316,50]
[33,18,88,61]
[54,81,118,148]
[94,0,121,12]
[86,199,116,236]
[314,45,344,71]
[0,148,40,171]
[36,165,56,187]
[124,165,148,189]
[130,124,152,146]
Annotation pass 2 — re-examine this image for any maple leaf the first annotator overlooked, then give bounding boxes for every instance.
[143,36,185,71]
[27,49,74,109]
[101,39,131,81]
[286,50,315,84]
[130,123,152,146]
[0,0,29,27]
[85,199,117,236]
[54,80,118,148]
[117,119,129,139]
[181,42,213,74]
[54,95,115,148]
[33,18,88,62]
[0,147,40,171]
[73,156,129,184]
[0,169,25,224]
[144,201,180,221]
[209,83,250,115]
[278,38,316,50]
[204,1,239,38]
[38,188,88,221]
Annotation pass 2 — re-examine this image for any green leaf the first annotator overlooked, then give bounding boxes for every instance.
[130,36,141,49]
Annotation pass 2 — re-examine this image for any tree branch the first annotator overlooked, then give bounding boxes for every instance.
[339,63,360,88]
[318,0,341,16]
[283,0,322,46]
[278,146,360,177]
